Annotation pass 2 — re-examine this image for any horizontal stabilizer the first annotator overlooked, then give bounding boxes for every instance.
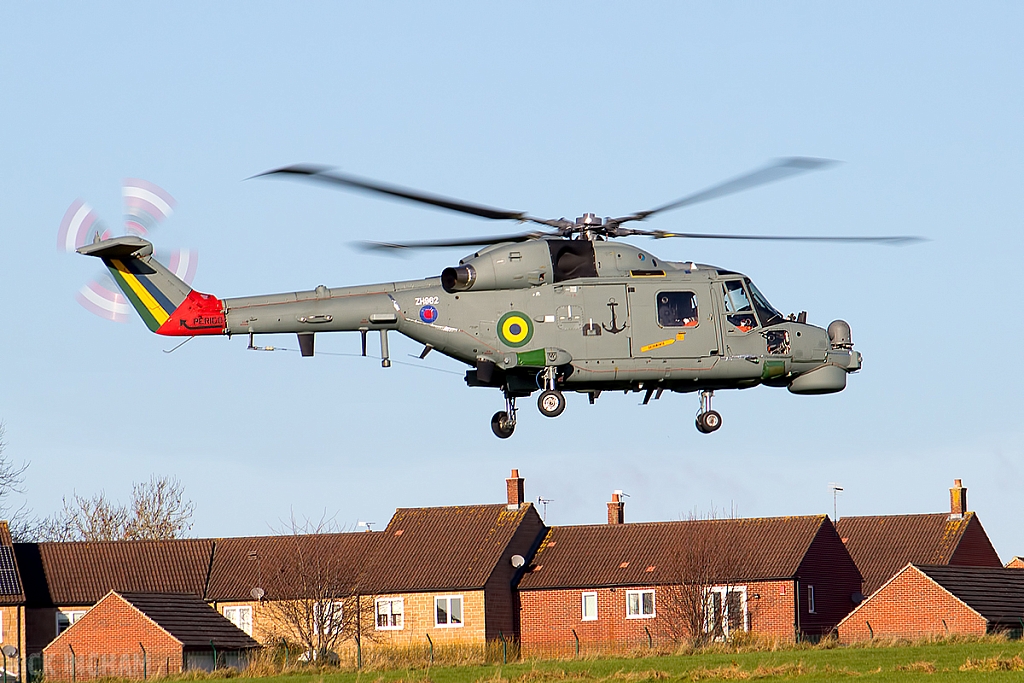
[77,235,154,260]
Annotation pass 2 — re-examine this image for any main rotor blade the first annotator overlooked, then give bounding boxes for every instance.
[621,228,924,245]
[355,230,555,253]
[612,157,841,225]
[255,164,532,222]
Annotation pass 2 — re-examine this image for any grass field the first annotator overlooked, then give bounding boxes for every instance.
[209,639,1024,683]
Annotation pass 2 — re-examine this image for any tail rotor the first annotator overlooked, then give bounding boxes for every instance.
[58,179,198,323]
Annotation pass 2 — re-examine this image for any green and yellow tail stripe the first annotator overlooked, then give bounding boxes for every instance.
[107,258,177,332]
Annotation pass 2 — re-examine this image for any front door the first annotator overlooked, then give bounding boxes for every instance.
[628,283,719,358]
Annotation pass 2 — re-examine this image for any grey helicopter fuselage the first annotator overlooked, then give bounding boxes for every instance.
[220,237,861,399]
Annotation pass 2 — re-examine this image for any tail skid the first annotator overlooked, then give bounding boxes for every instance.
[78,236,225,336]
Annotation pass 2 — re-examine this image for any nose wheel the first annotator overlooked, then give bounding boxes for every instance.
[491,392,518,439]
[696,390,722,434]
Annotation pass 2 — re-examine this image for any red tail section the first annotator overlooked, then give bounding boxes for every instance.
[156,290,226,336]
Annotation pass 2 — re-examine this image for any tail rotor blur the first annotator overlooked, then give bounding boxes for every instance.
[58,179,197,323]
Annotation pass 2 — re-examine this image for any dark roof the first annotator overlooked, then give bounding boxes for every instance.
[0,522,24,604]
[15,504,541,605]
[14,539,214,606]
[361,503,541,593]
[519,515,829,590]
[118,592,259,650]
[836,512,998,595]
[915,565,1024,626]
[206,531,381,601]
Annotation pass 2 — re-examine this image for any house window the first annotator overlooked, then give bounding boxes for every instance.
[56,610,87,636]
[626,590,655,619]
[434,595,463,627]
[706,586,747,640]
[581,592,598,621]
[223,605,253,636]
[807,585,815,614]
[375,598,404,630]
[312,601,344,635]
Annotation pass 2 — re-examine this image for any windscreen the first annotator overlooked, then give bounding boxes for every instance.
[746,279,783,326]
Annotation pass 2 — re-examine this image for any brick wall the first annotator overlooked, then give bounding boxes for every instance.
[485,505,546,641]
[362,591,487,647]
[42,594,182,681]
[795,519,863,636]
[836,566,987,643]
[519,580,798,656]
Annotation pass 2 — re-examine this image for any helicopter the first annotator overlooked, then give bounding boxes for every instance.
[75,158,920,438]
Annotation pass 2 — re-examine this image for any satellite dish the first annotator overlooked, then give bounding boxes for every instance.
[511,554,526,568]
[2,645,17,658]
[251,587,265,600]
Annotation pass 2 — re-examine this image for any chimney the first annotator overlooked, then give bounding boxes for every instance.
[949,479,967,519]
[506,469,525,509]
[607,490,625,525]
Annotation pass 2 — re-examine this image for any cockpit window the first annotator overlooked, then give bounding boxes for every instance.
[722,281,756,332]
[745,279,784,327]
[657,291,699,327]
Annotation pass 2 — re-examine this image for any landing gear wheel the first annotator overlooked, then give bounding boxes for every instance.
[537,390,566,418]
[697,410,722,433]
[491,411,515,439]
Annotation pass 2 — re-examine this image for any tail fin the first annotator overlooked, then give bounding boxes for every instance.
[77,236,225,336]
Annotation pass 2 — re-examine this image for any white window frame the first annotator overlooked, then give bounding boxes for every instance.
[807,585,815,614]
[705,586,748,639]
[223,605,253,635]
[375,597,405,630]
[312,601,345,635]
[56,610,87,636]
[581,592,598,621]
[625,589,656,619]
[434,594,464,628]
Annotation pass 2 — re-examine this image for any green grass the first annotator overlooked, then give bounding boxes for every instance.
[192,639,1024,683]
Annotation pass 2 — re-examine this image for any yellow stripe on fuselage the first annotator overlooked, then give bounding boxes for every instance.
[110,259,171,325]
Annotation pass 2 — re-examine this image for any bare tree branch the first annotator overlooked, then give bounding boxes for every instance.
[260,512,375,661]
[657,507,758,647]
[31,475,194,542]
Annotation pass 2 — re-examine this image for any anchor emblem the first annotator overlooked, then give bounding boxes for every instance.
[602,298,628,334]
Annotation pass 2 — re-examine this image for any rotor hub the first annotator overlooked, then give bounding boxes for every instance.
[575,213,603,226]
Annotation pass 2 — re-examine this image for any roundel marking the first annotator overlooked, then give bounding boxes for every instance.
[498,311,533,348]
[419,305,438,323]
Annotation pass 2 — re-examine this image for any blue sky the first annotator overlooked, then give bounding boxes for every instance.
[1,4,1021,555]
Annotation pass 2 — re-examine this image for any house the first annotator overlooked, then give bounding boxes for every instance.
[0,522,26,680]
[42,591,258,681]
[15,469,547,666]
[14,537,215,676]
[835,480,1002,596]
[836,565,1024,642]
[517,493,861,654]
[1007,558,1024,569]
[357,469,545,647]
[204,529,381,643]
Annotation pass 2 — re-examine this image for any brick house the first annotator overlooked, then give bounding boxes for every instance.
[0,522,26,680]
[517,495,861,654]
[16,470,546,663]
[835,480,1002,596]
[1007,558,1024,569]
[14,537,215,673]
[357,477,545,648]
[42,591,258,681]
[836,565,1024,642]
